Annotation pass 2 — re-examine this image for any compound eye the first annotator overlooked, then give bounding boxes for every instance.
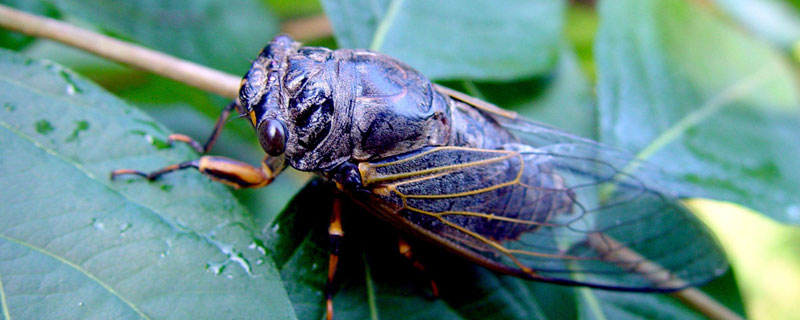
[258,119,288,156]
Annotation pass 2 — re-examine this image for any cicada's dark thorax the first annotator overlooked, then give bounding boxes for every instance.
[270,43,517,171]
[336,50,454,159]
[340,49,519,154]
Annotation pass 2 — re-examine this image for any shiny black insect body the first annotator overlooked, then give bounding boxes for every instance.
[114,35,727,319]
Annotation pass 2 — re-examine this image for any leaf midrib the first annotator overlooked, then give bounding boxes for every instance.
[368,0,404,51]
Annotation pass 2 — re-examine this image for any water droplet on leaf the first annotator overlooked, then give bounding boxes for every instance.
[206,261,226,275]
[59,70,83,95]
[35,120,54,135]
[248,239,267,255]
[65,120,89,142]
[128,130,170,149]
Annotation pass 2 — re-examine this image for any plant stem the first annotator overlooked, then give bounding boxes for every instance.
[588,234,742,320]
[672,287,742,320]
[0,4,240,99]
[0,4,743,320]
[281,14,333,41]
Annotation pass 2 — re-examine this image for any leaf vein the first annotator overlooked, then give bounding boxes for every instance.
[0,235,150,320]
[621,68,772,177]
[369,0,404,51]
[0,274,10,320]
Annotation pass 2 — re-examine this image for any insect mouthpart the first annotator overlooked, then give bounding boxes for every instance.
[258,118,288,156]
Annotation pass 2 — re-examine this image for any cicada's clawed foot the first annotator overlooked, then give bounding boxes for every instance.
[167,134,205,153]
[167,101,238,154]
[111,161,198,181]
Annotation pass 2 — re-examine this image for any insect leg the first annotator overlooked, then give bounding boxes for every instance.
[326,197,344,320]
[397,236,439,298]
[111,155,285,189]
[167,101,237,153]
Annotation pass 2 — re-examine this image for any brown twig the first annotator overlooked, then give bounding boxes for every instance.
[281,14,332,41]
[589,234,743,320]
[0,4,240,99]
[0,4,742,319]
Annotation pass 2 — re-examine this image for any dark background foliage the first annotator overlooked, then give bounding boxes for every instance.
[1,0,799,319]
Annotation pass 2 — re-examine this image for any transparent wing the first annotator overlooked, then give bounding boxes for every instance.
[359,108,728,291]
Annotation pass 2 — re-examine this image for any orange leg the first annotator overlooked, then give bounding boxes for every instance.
[398,236,439,298]
[167,101,237,153]
[111,155,284,189]
[326,197,344,320]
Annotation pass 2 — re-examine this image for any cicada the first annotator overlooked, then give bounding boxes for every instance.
[112,35,727,319]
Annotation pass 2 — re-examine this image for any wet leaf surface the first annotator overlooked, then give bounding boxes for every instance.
[596,0,800,223]
[0,50,294,319]
[321,0,564,80]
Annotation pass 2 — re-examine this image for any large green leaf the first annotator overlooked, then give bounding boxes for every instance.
[712,0,800,50]
[0,50,295,319]
[40,0,278,75]
[320,0,564,80]
[451,47,598,139]
[596,0,800,223]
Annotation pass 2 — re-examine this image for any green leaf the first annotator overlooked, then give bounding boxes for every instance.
[712,0,800,49]
[564,4,598,81]
[514,49,596,139]
[42,0,279,75]
[0,50,295,319]
[264,0,323,18]
[575,289,703,320]
[450,47,598,139]
[320,0,564,80]
[596,0,800,223]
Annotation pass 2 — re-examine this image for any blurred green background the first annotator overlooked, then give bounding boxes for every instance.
[1,0,800,319]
